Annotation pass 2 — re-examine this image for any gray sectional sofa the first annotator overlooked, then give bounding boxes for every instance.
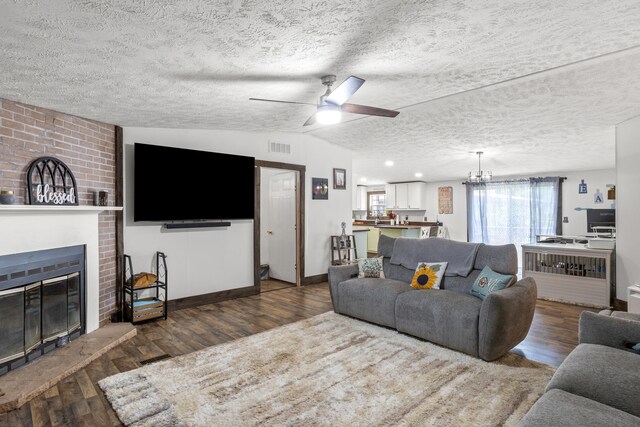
[519,310,640,426]
[328,235,537,361]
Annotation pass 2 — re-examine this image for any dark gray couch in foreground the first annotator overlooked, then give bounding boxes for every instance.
[328,235,537,361]
[519,311,640,426]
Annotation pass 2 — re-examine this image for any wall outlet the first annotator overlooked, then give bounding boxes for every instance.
[563,217,569,223]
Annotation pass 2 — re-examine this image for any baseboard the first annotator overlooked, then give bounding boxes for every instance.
[168,286,260,311]
[301,273,328,285]
[613,298,628,311]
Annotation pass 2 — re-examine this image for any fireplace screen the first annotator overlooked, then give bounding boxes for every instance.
[0,288,25,363]
[0,274,83,366]
[43,276,69,341]
[0,245,85,376]
[25,283,41,353]
[67,272,81,332]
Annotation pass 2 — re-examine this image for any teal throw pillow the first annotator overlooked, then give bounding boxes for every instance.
[470,266,515,300]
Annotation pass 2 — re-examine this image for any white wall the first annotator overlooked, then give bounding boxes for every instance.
[616,116,640,301]
[123,128,352,300]
[560,169,616,236]
[425,181,468,242]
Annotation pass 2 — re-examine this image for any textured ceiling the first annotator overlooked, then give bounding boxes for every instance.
[1,1,640,182]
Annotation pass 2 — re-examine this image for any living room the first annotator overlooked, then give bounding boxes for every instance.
[0,1,639,426]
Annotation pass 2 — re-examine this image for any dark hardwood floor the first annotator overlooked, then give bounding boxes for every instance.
[260,279,297,293]
[0,283,597,427]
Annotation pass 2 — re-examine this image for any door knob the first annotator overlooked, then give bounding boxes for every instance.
[267,230,273,235]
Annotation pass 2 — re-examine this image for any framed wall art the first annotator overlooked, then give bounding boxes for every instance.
[312,177,329,200]
[438,186,453,214]
[333,168,346,190]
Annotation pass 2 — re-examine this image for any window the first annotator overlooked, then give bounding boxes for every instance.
[368,192,386,218]
[467,177,561,275]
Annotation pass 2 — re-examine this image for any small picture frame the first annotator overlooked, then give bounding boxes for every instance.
[333,168,346,190]
[312,177,329,200]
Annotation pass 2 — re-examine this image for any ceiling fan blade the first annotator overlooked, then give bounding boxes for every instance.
[249,98,316,106]
[325,76,365,106]
[341,103,399,118]
[303,114,318,127]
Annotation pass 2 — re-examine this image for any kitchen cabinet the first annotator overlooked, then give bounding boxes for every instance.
[385,184,396,209]
[407,182,426,209]
[353,185,367,211]
[385,182,427,210]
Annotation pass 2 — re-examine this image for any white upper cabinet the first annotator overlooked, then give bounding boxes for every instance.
[353,185,368,210]
[407,182,426,209]
[385,184,397,209]
[385,182,427,210]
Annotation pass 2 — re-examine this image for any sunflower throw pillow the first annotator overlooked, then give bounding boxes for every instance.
[411,262,448,289]
[357,256,385,279]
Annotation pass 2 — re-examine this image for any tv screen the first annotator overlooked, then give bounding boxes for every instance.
[586,208,615,232]
[134,143,255,221]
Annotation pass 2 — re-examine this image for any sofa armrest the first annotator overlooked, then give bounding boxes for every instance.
[478,277,537,361]
[579,311,640,350]
[328,264,359,312]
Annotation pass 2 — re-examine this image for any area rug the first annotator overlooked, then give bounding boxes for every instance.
[99,312,554,426]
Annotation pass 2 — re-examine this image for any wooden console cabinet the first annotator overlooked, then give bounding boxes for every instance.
[522,243,613,307]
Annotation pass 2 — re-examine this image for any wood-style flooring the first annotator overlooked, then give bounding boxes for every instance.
[260,279,297,293]
[0,283,597,427]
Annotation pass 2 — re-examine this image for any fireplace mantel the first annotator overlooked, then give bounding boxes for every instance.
[0,205,122,212]
[0,206,121,333]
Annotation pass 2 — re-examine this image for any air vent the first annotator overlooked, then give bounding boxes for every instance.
[268,141,291,154]
[27,268,42,276]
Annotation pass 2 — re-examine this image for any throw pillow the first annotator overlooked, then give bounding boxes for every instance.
[411,262,448,289]
[358,257,385,278]
[470,266,515,300]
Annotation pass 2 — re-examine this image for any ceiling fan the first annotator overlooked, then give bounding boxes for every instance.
[249,75,399,126]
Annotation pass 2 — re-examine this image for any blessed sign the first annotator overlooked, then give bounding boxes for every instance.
[26,157,79,206]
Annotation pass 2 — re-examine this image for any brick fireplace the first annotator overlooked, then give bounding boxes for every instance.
[0,98,117,324]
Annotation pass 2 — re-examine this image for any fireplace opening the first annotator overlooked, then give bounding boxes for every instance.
[0,246,85,376]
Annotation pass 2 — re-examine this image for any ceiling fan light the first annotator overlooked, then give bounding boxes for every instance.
[316,107,342,125]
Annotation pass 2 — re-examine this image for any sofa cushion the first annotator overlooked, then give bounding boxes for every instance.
[473,243,518,275]
[546,343,640,418]
[335,278,412,328]
[518,389,640,427]
[410,262,447,289]
[382,258,414,283]
[395,289,482,356]
[377,234,396,258]
[440,270,480,293]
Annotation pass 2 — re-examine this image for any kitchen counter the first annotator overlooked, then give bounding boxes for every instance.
[374,224,421,229]
[352,228,370,232]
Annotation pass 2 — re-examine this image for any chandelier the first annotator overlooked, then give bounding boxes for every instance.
[468,151,492,182]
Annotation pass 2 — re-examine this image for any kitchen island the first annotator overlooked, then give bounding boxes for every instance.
[353,220,438,255]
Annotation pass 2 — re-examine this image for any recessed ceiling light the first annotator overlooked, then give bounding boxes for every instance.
[415,172,423,178]
[385,160,394,167]
[360,177,367,182]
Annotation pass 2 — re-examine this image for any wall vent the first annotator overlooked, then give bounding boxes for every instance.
[268,141,291,154]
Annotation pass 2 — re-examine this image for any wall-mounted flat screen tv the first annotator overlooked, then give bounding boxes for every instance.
[134,143,255,221]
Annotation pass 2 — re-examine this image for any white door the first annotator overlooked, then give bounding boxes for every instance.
[264,170,297,283]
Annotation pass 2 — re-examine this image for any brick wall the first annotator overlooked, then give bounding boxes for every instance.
[0,98,118,325]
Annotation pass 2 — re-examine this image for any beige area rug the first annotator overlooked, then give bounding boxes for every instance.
[99,312,554,427]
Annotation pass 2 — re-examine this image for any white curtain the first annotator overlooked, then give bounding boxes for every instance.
[467,177,561,274]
